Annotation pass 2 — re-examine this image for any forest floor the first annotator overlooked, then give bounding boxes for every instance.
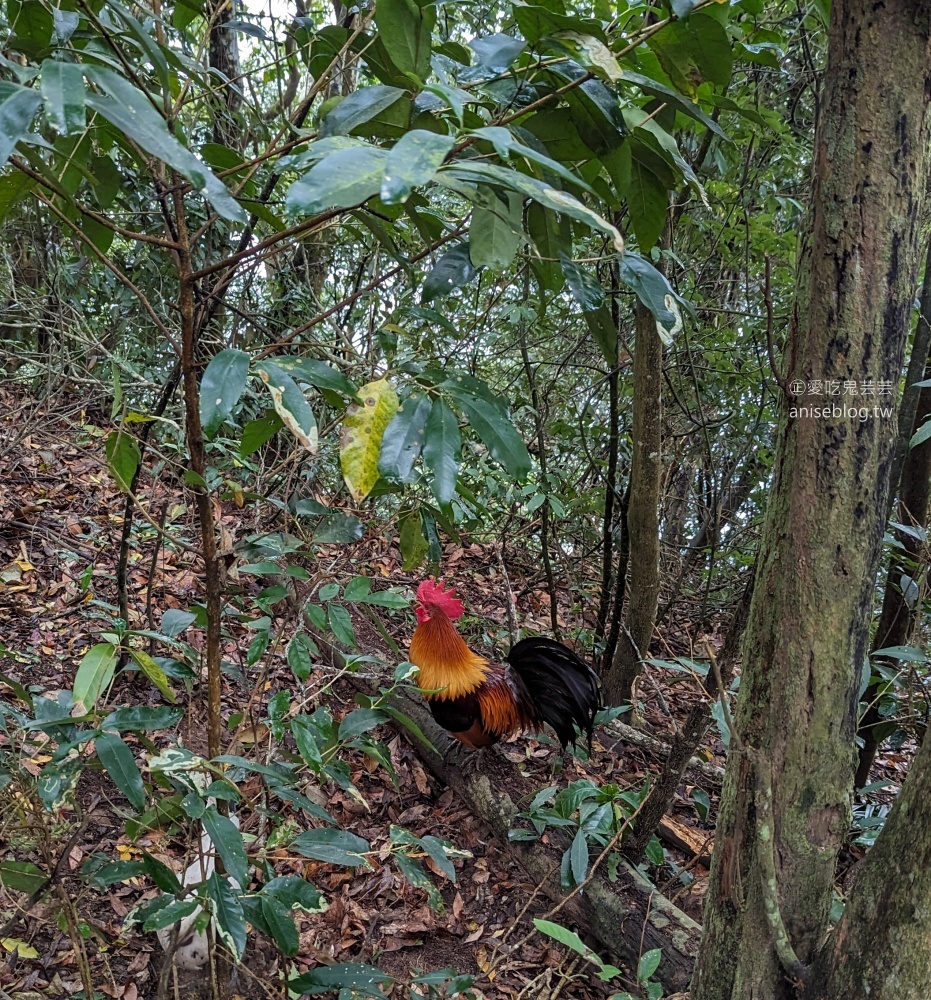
[0,385,909,999]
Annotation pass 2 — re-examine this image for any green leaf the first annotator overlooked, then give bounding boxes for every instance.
[202,806,249,889]
[105,429,140,493]
[381,129,454,204]
[395,851,442,910]
[287,146,388,215]
[618,253,684,345]
[257,360,318,453]
[72,643,118,714]
[527,202,568,292]
[338,708,387,741]
[688,13,733,87]
[240,410,283,456]
[533,918,595,960]
[340,377,399,502]
[207,871,247,959]
[910,420,931,449]
[40,61,84,135]
[141,852,183,894]
[469,190,523,271]
[470,126,597,195]
[314,513,365,544]
[439,162,624,251]
[95,732,146,811]
[161,609,197,637]
[260,894,299,954]
[378,391,432,482]
[142,897,199,932]
[287,634,317,682]
[399,509,429,571]
[200,348,250,439]
[619,69,729,140]
[270,357,358,396]
[291,828,371,866]
[445,390,531,480]
[100,705,184,732]
[374,0,435,79]
[569,827,589,885]
[130,649,177,704]
[637,948,662,983]
[0,83,42,170]
[320,86,407,138]
[328,604,356,648]
[628,159,668,251]
[561,253,605,311]
[84,68,245,222]
[422,243,478,303]
[0,861,46,894]
[263,875,328,913]
[291,715,325,769]
[289,963,394,998]
[422,398,460,504]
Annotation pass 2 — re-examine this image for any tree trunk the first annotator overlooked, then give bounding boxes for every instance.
[811,700,931,998]
[603,299,662,704]
[208,0,243,149]
[692,3,931,998]
[855,243,931,788]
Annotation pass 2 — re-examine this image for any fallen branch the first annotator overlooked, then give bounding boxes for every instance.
[386,687,702,993]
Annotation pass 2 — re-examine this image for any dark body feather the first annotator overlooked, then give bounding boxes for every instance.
[426,637,601,751]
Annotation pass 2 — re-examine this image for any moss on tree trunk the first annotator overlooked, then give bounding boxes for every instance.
[692,3,931,998]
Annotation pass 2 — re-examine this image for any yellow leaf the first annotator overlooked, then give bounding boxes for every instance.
[339,378,399,502]
[2,938,39,959]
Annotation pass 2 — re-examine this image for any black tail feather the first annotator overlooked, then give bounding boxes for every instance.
[507,636,601,751]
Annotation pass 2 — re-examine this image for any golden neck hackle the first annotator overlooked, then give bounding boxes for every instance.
[409,609,488,699]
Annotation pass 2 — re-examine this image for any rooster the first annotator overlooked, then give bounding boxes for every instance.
[409,579,600,753]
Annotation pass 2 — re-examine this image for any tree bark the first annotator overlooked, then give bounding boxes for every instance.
[692,3,931,998]
[855,242,931,788]
[603,299,662,704]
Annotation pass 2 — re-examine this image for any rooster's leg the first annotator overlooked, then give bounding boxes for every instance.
[443,738,483,774]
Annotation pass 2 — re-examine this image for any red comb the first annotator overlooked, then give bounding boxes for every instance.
[416,578,464,620]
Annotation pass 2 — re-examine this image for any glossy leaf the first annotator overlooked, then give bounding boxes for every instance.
[374,0,434,79]
[200,348,250,439]
[0,83,42,169]
[287,634,317,682]
[628,159,668,252]
[328,604,356,647]
[291,828,371,866]
[445,389,531,480]
[257,360,318,454]
[100,705,184,732]
[240,410,283,457]
[202,806,248,889]
[470,190,523,271]
[130,649,177,704]
[95,732,146,810]
[105,430,140,493]
[207,871,247,959]
[378,391,432,482]
[381,129,454,204]
[73,643,118,714]
[84,68,245,222]
[270,357,358,396]
[314,512,365,544]
[618,252,685,345]
[40,61,84,134]
[423,398,460,505]
[161,609,197,638]
[263,875,328,913]
[260,894,299,954]
[319,87,406,138]
[286,146,388,215]
[289,963,394,998]
[340,377,399,501]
